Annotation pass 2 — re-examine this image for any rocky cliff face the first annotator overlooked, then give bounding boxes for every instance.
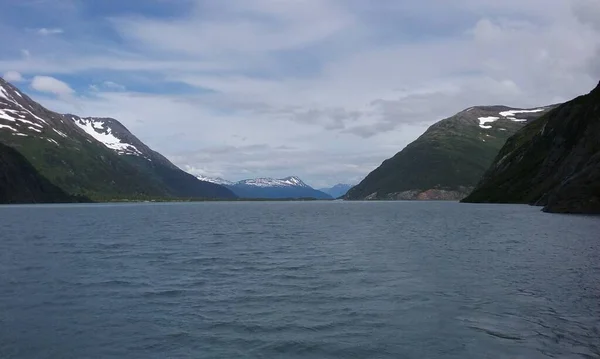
[383,188,473,201]
[345,105,553,200]
[463,81,600,214]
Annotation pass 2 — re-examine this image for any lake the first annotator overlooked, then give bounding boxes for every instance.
[0,201,599,358]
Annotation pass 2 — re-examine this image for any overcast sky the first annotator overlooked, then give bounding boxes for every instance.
[1,0,599,187]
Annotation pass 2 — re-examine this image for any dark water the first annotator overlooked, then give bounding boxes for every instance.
[0,202,599,359]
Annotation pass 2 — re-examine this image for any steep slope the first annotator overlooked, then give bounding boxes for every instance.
[462,82,600,214]
[198,175,333,199]
[70,117,235,199]
[345,105,553,200]
[0,143,87,203]
[319,184,353,198]
[0,77,235,200]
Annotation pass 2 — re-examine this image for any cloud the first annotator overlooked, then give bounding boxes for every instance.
[30,76,74,97]
[36,28,64,36]
[572,0,600,31]
[3,71,24,82]
[101,81,126,91]
[173,143,384,188]
[112,0,355,55]
[0,0,599,186]
[89,81,127,92]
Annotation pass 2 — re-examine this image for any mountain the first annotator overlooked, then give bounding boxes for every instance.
[196,174,234,186]
[0,142,88,203]
[198,175,333,199]
[68,116,235,199]
[462,82,600,214]
[0,77,235,200]
[319,184,353,198]
[345,105,554,200]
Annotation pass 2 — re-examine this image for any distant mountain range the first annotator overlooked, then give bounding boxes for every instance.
[0,77,235,202]
[345,104,554,200]
[319,184,353,198]
[197,175,332,199]
[3,74,598,211]
[463,81,600,214]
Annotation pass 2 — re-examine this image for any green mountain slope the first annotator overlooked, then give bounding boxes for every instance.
[0,143,88,203]
[0,77,235,200]
[345,105,553,200]
[462,82,600,214]
[69,117,236,199]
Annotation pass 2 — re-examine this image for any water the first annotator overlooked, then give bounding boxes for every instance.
[0,202,599,359]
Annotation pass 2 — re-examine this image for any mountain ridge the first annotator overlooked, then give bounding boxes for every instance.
[0,77,236,200]
[319,184,353,198]
[345,104,555,201]
[197,175,332,199]
[462,81,600,214]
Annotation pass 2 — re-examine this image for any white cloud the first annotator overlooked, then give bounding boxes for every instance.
[89,81,126,92]
[1,0,599,186]
[31,76,74,97]
[37,28,64,36]
[3,71,24,82]
[102,81,126,91]
[572,0,600,30]
[112,0,354,55]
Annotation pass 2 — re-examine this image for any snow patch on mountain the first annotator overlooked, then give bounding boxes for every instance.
[45,138,59,146]
[0,85,12,101]
[499,108,545,118]
[73,117,143,156]
[197,175,313,189]
[499,108,545,122]
[0,109,43,129]
[0,82,48,125]
[0,109,14,122]
[53,128,68,138]
[238,176,309,188]
[0,124,16,131]
[474,107,549,130]
[478,116,499,129]
[196,175,233,186]
[0,80,19,99]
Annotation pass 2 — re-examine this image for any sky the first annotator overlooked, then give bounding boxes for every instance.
[1,0,599,188]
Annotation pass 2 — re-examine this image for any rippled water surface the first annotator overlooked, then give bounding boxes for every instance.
[1,201,599,358]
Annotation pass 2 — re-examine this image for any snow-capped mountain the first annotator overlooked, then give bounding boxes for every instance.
[196,175,332,199]
[473,107,548,130]
[237,176,310,188]
[463,81,600,213]
[347,104,556,200]
[0,77,71,143]
[72,117,145,157]
[196,175,234,186]
[0,77,235,200]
